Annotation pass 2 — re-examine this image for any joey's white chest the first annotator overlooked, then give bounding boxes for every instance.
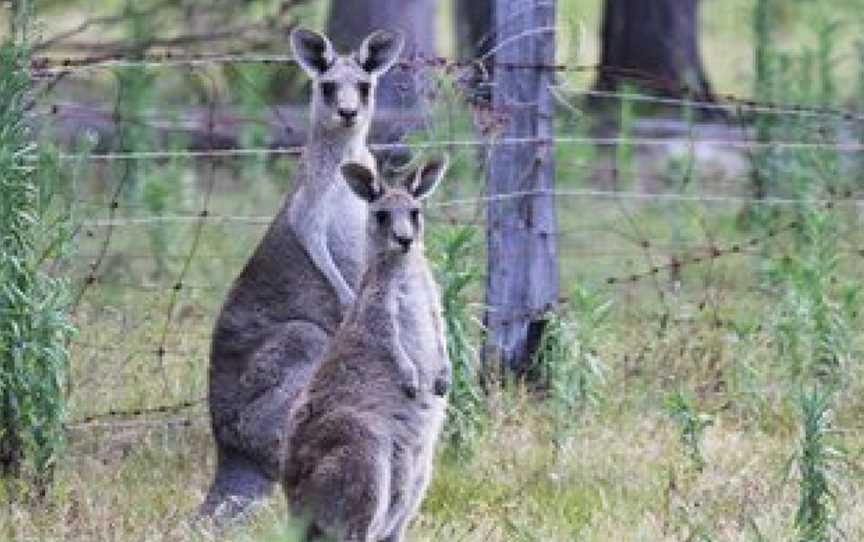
[396,273,440,364]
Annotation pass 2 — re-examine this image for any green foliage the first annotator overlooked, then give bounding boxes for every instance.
[0,38,76,485]
[756,23,860,384]
[767,210,860,381]
[405,70,483,201]
[225,63,277,149]
[429,224,485,457]
[614,86,635,189]
[750,0,780,206]
[664,390,714,472]
[7,0,864,538]
[791,386,844,542]
[531,286,609,436]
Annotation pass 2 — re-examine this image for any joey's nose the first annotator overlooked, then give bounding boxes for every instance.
[396,236,413,252]
[338,108,358,122]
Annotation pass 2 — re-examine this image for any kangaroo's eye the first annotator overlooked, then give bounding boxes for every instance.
[320,81,337,101]
[374,210,388,226]
[410,208,420,223]
[357,81,371,101]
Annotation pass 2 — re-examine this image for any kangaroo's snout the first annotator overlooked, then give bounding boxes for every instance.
[395,235,413,252]
[338,108,358,125]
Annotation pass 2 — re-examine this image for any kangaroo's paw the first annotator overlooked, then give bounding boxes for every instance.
[396,352,420,399]
[433,368,451,397]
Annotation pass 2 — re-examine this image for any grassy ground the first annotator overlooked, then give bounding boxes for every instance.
[6,335,864,540]
[2,0,864,540]
[3,144,861,539]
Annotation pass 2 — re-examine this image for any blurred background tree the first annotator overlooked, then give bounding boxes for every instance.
[454,0,493,60]
[593,0,715,101]
[326,0,437,108]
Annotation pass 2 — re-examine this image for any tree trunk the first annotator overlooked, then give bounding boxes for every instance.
[454,0,494,106]
[454,0,493,60]
[326,0,436,110]
[484,0,559,376]
[593,0,715,103]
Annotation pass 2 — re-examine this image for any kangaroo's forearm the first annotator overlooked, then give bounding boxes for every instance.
[289,188,355,305]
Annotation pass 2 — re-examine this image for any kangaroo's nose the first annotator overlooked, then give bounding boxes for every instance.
[396,235,413,252]
[338,108,358,122]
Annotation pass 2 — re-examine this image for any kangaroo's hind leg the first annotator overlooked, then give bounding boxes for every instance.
[203,321,330,523]
[198,447,273,523]
[290,419,391,542]
[233,320,330,475]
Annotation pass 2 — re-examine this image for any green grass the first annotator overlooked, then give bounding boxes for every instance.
[7,381,862,540]
[8,97,857,535]
[3,1,864,540]
[2,134,855,539]
[3,154,857,539]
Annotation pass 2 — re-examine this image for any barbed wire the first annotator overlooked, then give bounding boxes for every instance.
[604,220,802,286]
[66,412,207,431]
[30,50,864,122]
[35,84,863,130]
[50,33,864,434]
[51,137,864,163]
[72,189,862,230]
[69,71,138,314]
[71,340,206,357]
[152,72,221,381]
[68,397,206,426]
[65,184,862,294]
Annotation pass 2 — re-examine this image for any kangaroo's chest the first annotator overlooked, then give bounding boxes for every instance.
[326,184,367,287]
[396,274,442,371]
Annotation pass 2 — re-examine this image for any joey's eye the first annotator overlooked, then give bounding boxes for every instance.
[320,81,337,101]
[357,81,371,101]
[410,208,420,223]
[374,210,388,226]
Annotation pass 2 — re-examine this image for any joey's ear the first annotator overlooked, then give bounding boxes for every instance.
[290,28,335,77]
[341,162,382,203]
[356,29,404,76]
[406,155,449,200]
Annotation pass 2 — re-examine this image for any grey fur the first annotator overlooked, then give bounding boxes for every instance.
[283,157,451,542]
[200,28,405,521]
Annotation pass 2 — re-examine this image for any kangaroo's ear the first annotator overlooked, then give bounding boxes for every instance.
[291,28,335,77]
[406,155,449,200]
[341,162,382,203]
[356,29,404,76]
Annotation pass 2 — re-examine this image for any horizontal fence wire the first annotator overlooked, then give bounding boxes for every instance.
[34,89,864,128]
[67,398,206,425]
[66,414,208,431]
[39,42,864,433]
[53,138,864,163]
[75,189,864,229]
[30,51,864,120]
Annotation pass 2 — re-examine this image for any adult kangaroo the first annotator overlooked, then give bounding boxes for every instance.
[200,28,405,520]
[284,156,451,542]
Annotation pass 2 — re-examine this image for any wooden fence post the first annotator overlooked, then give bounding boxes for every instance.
[484,0,559,375]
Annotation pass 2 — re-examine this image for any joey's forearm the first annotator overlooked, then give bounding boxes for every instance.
[430,304,449,364]
[380,289,419,398]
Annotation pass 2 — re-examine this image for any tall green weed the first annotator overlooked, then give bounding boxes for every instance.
[430,225,486,457]
[0,36,76,488]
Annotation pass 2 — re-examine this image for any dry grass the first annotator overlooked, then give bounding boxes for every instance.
[2,2,863,540]
[3,154,860,540]
[4,370,862,541]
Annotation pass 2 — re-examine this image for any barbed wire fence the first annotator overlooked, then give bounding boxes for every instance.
[33,40,864,436]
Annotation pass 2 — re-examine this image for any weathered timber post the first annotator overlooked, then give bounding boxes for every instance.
[484,0,559,376]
